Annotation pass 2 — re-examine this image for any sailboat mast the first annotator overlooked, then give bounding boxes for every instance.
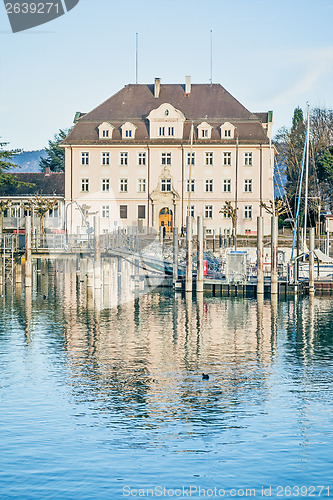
[303,102,310,253]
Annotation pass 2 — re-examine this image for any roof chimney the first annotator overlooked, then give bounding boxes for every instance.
[45,167,51,176]
[185,75,191,95]
[154,78,161,98]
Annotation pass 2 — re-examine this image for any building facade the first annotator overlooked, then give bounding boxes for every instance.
[62,78,274,235]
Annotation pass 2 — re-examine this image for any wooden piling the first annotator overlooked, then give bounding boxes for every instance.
[197,216,204,293]
[309,227,315,294]
[94,216,101,289]
[25,216,32,288]
[185,216,193,292]
[257,216,264,294]
[271,216,278,295]
[173,227,178,286]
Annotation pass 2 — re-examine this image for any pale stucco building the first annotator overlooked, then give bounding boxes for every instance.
[62,77,274,235]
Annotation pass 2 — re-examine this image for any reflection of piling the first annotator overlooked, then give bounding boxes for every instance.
[25,216,32,287]
[185,216,193,292]
[197,216,204,293]
[159,226,163,244]
[15,257,22,284]
[87,258,94,287]
[309,227,315,294]
[94,216,101,289]
[173,227,178,286]
[271,216,278,295]
[257,216,264,295]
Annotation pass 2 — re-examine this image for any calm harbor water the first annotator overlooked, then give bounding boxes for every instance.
[1,266,333,499]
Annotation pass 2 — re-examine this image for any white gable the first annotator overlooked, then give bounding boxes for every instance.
[147,103,185,139]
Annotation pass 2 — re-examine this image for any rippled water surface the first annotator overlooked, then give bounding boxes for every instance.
[1,269,333,499]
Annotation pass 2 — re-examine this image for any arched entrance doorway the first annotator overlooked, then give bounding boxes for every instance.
[159,207,173,232]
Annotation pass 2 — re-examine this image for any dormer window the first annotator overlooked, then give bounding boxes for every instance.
[220,122,235,139]
[197,122,213,140]
[121,122,137,139]
[98,122,114,140]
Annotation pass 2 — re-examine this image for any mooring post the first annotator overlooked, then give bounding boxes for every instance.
[159,226,163,245]
[309,227,315,294]
[87,258,94,287]
[25,215,32,288]
[271,216,278,295]
[212,229,216,253]
[94,216,101,289]
[197,216,204,293]
[257,216,264,295]
[173,227,178,286]
[15,256,22,284]
[185,216,193,292]
[219,228,222,249]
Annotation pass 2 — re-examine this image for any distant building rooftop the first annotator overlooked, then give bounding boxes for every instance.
[0,170,64,197]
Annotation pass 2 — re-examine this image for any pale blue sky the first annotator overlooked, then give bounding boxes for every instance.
[1,0,333,150]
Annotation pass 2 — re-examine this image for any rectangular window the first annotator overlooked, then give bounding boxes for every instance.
[125,130,132,138]
[223,152,231,165]
[161,152,172,165]
[205,179,213,192]
[102,130,109,138]
[49,206,59,218]
[120,205,128,219]
[186,179,195,192]
[120,152,128,165]
[81,178,89,192]
[159,127,165,136]
[137,178,146,192]
[168,127,174,136]
[119,178,128,192]
[224,129,231,137]
[138,152,146,165]
[202,129,208,138]
[187,152,195,165]
[186,205,195,217]
[102,178,110,192]
[205,205,213,218]
[244,205,252,219]
[81,152,89,165]
[244,179,252,192]
[223,179,231,192]
[102,205,110,218]
[205,152,213,165]
[138,205,146,219]
[244,152,253,166]
[102,152,110,165]
[10,205,21,218]
[161,179,172,192]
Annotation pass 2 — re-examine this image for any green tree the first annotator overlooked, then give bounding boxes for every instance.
[39,128,71,172]
[0,140,20,185]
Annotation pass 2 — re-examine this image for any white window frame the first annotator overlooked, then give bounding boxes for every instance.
[159,126,165,137]
[102,130,109,138]
[125,130,132,138]
[81,178,89,192]
[102,205,110,218]
[186,205,195,217]
[102,152,110,165]
[161,152,172,165]
[244,205,253,219]
[168,126,174,136]
[161,179,172,192]
[81,152,89,165]
[137,178,146,193]
[223,179,231,192]
[205,152,213,166]
[186,179,195,192]
[204,205,213,219]
[187,152,195,166]
[102,178,110,192]
[244,152,253,166]
[119,178,128,192]
[138,152,146,166]
[223,152,232,166]
[205,179,214,192]
[244,179,253,193]
[120,152,128,165]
